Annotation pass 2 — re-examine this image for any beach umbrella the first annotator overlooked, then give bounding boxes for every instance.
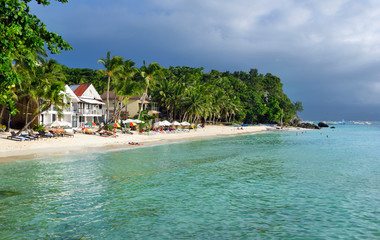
[162,120,171,126]
[172,121,181,126]
[123,119,134,123]
[122,119,145,124]
[180,121,190,126]
[112,122,121,128]
[85,121,96,126]
[50,120,72,128]
[129,122,136,127]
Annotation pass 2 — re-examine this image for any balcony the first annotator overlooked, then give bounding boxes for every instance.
[62,107,76,114]
[76,108,103,116]
[147,102,159,112]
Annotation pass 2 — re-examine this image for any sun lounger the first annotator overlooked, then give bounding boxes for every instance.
[21,132,37,140]
[7,131,29,141]
[28,130,39,139]
[38,130,53,138]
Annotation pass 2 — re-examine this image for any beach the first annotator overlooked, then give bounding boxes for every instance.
[0,125,281,162]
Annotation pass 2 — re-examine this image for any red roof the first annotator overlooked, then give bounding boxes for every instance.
[70,83,91,97]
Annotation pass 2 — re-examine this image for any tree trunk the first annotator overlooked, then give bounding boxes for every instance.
[124,99,129,119]
[17,104,51,135]
[113,98,118,121]
[106,75,111,123]
[0,105,5,124]
[7,113,11,132]
[25,99,30,127]
[137,84,149,120]
[182,112,187,122]
[170,104,174,121]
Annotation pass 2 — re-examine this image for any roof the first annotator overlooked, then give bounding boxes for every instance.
[64,85,80,102]
[129,95,142,100]
[82,98,105,105]
[101,91,117,100]
[69,83,92,97]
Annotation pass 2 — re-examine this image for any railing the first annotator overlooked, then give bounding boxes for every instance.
[76,109,103,115]
[147,102,159,111]
[147,106,159,111]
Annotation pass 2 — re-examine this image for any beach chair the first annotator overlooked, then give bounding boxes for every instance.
[21,132,36,140]
[7,131,29,141]
[28,130,39,139]
[38,130,53,138]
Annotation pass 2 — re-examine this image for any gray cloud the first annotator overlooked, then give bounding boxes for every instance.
[30,0,380,120]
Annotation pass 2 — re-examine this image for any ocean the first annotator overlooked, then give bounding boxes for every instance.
[1,123,379,239]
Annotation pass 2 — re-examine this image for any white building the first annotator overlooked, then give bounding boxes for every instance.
[39,83,104,128]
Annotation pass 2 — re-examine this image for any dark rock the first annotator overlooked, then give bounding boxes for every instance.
[331,126,335,129]
[318,122,329,128]
[296,122,320,129]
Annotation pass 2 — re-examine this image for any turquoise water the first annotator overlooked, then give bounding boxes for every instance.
[1,124,380,239]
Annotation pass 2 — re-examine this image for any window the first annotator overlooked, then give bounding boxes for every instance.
[72,116,77,128]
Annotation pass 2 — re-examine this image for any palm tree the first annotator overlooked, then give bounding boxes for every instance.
[98,51,124,123]
[138,61,162,120]
[17,59,67,134]
[113,59,139,120]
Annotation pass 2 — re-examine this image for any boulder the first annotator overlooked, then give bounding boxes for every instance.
[297,122,320,129]
[318,122,329,128]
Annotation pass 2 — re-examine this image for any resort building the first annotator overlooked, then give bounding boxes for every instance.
[39,83,104,127]
[101,91,160,120]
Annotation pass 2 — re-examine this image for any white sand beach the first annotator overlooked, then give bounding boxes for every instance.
[0,125,284,162]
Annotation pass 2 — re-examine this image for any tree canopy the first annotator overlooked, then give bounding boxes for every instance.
[1,0,303,128]
[57,62,302,125]
[0,0,72,114]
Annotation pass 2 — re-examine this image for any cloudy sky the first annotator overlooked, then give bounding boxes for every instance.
[30,0,380,121]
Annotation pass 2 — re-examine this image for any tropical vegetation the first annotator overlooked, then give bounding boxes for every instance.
[0,1,303,131]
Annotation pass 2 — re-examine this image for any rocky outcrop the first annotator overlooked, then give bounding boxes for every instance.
[297,122,320,129]
[318,122,329,128]
[287,121,320,129]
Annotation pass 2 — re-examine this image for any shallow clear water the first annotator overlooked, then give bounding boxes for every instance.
[1,123,380,239]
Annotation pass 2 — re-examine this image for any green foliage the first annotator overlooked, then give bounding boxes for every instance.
[0,0,72,114]
[294,101,304,113]
[32,123,45,131]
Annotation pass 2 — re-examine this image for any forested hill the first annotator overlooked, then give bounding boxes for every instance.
[60,64,302,124]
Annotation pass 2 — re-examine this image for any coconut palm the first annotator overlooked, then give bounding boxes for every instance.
[138,61,162,120]
[113,59,139,120]
[17,59,67,134]
[98,51,124,122]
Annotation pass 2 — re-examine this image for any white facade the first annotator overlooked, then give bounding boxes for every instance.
[39,84,104,128]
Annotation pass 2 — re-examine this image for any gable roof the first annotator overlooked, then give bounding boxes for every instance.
[64,85,80,102]
[69,83,92,97]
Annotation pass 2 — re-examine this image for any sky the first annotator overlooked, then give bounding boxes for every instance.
[29,0,380,121]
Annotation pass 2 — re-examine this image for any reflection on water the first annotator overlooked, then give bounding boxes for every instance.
[1,125,380,239]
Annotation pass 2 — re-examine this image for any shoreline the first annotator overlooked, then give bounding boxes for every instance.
[0,125,293,163]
